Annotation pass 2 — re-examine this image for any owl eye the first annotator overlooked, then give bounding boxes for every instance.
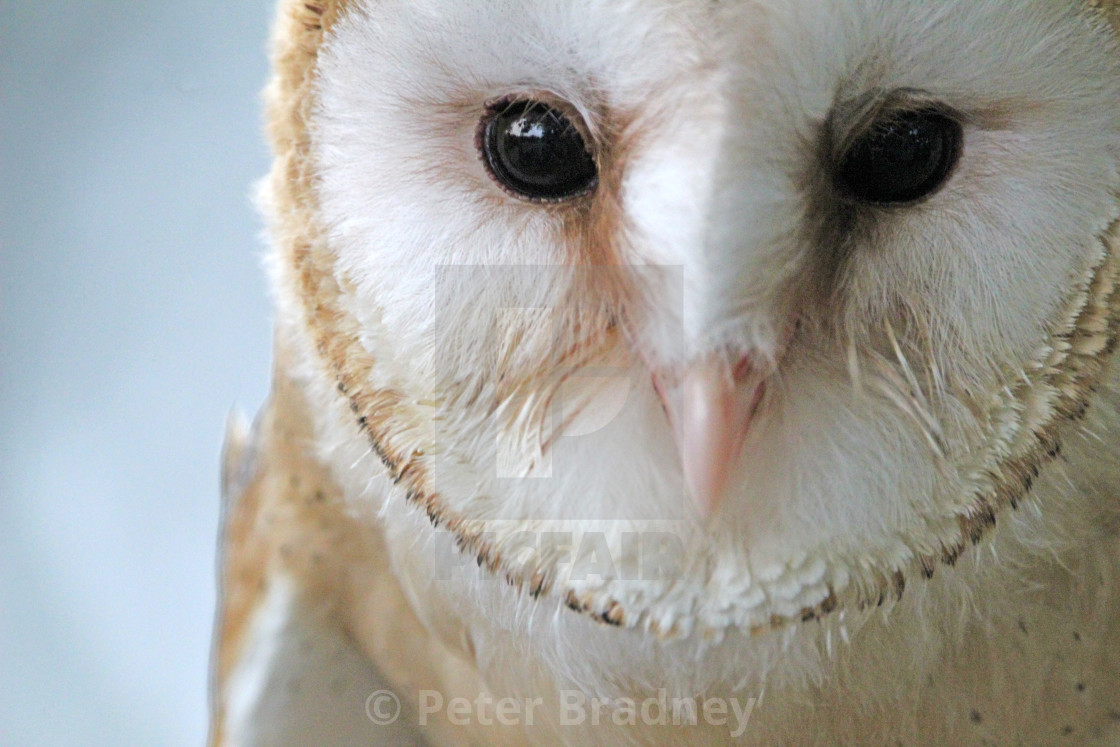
[836,109,962,205]
[481,100,598,201]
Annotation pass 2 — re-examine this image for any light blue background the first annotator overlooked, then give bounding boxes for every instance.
[1,2,276,744]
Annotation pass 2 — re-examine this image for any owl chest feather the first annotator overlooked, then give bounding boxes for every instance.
[211,343,1120,746]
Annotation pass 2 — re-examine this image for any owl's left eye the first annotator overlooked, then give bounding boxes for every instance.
[835,108,962,205]
[480,100,598,202]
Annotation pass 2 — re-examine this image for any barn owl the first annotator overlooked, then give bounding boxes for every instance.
[210,0,1120,744]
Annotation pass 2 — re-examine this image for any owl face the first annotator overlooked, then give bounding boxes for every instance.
[301,0,1120,635]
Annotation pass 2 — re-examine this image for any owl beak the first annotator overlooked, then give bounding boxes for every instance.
[656,356,765,520]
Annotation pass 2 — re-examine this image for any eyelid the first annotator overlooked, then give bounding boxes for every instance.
[479,91,601,158]
[827,88,965,167]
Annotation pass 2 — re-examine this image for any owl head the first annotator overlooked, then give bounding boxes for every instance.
[262,0,1120,648]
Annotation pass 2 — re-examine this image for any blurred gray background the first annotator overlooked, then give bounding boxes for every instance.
[1,2,277,744]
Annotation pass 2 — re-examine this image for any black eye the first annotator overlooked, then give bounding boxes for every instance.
[836,109,962,205]
[481,100,598,201]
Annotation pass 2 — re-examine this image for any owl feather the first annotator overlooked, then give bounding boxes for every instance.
[212,1,1120,744]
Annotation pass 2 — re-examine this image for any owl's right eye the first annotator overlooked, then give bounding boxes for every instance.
[480,100,598,202]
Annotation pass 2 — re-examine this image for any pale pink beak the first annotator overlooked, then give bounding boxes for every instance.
[655,356,765,520]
